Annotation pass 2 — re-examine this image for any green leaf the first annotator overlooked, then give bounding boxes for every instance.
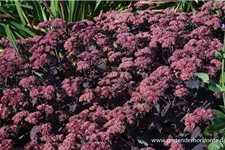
[195,73,209,83]
[204,125,214,134]
[0,6,17,20]
[14,31,25,39]
[69,0,76,22]
[15,0,26,25]
[137,139,149,147]
[219,105,225,113]
[208,82,222,92]
[94,0,102,12]
[33,71,43,78]
[50,0,59,18]
[213,110,225,119]
[220,72,225,85]
[74,1,89,21]
[205,116,225,134]
[208,141,224,150]
[215,51,223,58]
[31,1,47,21]
[214,117,225,126]
[9,22,36,37]
[113,42,118,48]
[4,25,18,53]
[209,122,225,133]
[5,4,33,9]
[71,1,79,21]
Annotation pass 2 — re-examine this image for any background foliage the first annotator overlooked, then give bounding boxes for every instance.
[135,0,205,13]
[0,0,132,39]
[0,0,211,41]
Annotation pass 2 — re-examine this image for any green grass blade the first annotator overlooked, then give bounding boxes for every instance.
[94,0,102,12]
[5,4,33,9]
[74,1,79,21]
[5,25,18,53]
[15,0,26,25]
[10,22,36,37]
[69,0,76,22]
[14,31,25,39]
[31,1,47,22]
[0,7,17,20]
[50,0,59,17]
[78,1,87,21]
[0,24,6,36]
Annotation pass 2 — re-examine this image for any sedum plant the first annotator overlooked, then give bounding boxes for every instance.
[195,29,225,150]
[0,1,225,150]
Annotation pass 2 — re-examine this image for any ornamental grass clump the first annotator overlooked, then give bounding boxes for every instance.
[0,2,224,150]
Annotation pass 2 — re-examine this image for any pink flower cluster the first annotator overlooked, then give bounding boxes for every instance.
[95,71,133,100]
[139,66,170,103]
[164,135,184,150]
[19,76,36,88]
[174,85,189,98]
[1,88,25,106]
[184,108,215,132]
[0,48,26,83]
[61,77,84,97]
[0,104,10,119]
[169,38,222,80]
[12,110,29,124]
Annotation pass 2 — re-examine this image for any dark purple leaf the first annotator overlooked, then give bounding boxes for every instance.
[82,82,89,88]
[191,126,201,139]
[131,146,139,150]
[185,79,201,89]
[97,61,108,71]
[161,103,171,116]
[69,103,77,112]
[31,98,38,106]
[30,125,38,141]
[154,103,160,113]
[191,143,208,150]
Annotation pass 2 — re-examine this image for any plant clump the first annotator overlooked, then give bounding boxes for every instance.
[0,2,224,150]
